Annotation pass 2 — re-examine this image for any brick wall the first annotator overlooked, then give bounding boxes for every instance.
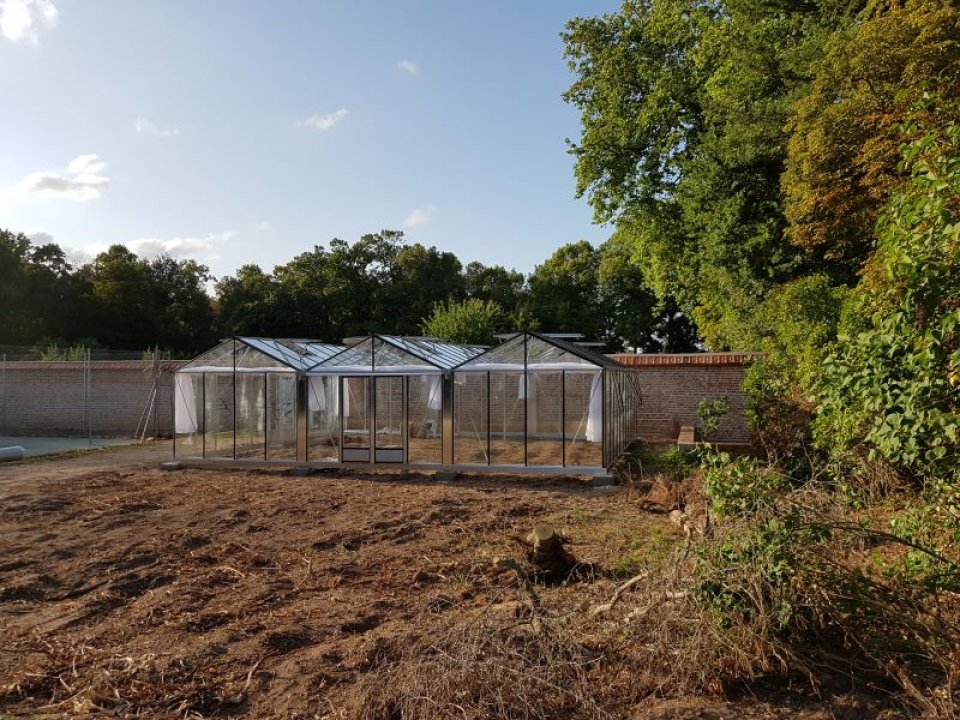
[609,353,761,445]
[0,360,186,437]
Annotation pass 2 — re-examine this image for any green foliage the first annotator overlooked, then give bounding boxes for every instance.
[783,0,960,275]
[696,396,729,441]
[695,508,831,628]
[563,0,857,348]
[421,298,506,346]
[702,453,787,519]
[653,446,701,480]
[815,98,960,482]
[39,343,90,361]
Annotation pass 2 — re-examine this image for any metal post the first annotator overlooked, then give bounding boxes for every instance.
[263,373,268,461]
[232,339,237,459]
[172,372,177,458]
[86,348,92,446]
[1,353,6,434]
[561,370,566,467]
[523,335,528,467]
[402,376,409,464]
[201,372,207,458]
[486,371,491,466]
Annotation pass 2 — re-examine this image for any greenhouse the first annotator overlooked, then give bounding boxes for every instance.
[173,332,642,472]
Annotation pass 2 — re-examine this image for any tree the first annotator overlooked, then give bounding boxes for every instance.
[422,298,506,346]
[381,243,464,334]
[562,0,862,348]
[598,236,699,352]
[215,264,278,337]
[0,230,38,344]
[528,241,602,339]
[149,255,215,352]
[815,98,960,481]
[88,245,157,349]
[783,0,960,277]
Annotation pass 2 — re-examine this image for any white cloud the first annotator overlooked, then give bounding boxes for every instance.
[397,59,418,75]
[295,109,349,131]
[135,118,181,138]
[126,231,235,260]
[1,0,58,43]
[1,154,109,202]
[403,204,438,228]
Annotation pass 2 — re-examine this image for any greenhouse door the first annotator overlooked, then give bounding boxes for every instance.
[339,376,405,464]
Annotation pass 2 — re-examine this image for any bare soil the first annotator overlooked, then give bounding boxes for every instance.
[0,444,901,719]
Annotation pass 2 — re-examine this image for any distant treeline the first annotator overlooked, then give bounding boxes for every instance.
[0,228,698,356]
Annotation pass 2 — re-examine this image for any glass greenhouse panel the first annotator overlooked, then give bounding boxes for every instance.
[458,333,526,367]
[453,372,487,465]
[173,373,204,458]
[375,376,404,456]
[204,374,234,458]
[525,337,596,368]
[307,375,340,462]
[235,374,266,458]
[409,375,442,464]
[489,372,525,465]
[342,376,371,452]
[564,370,602,467]
[266,373,296,459]
[236,344,289,371]
[179,340,237,371]
[525,371,563,466]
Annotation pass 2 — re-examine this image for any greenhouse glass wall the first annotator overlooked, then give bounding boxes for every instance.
[173,333,642,472]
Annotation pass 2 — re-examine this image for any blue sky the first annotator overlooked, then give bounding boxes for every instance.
[0,0,620,283]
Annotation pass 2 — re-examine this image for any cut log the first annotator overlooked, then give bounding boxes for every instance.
[525,523,576,582]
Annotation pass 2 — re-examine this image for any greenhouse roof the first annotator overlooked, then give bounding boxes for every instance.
[309,334,485,373]
[455,332,624,371]
[178,337,346,373]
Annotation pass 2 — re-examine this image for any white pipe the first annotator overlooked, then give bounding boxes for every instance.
[0,446,26,461]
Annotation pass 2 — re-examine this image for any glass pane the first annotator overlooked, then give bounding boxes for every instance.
[526,336,596,368]
[307,375,340,462]
[235,374,266,458]
[525,371,563,466]
[454,372,487,464]
[564,371,602,467]
[375,376,404,449]
[236,344,288,371]
[319,338,374,369]
[409,375,442,464]
[266,374,296,459]
[489,372,525,465]
[180,340,235,371]
[204,374,234,458]
[459,333,526,367]
[343,377,370,448]
[373,338,431,371]
[173,373,204,458]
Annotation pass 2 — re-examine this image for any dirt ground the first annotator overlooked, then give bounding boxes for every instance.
[0,443,900,719]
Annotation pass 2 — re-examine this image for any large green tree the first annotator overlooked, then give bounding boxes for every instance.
[783,0,960,277]
[563,0,863,348]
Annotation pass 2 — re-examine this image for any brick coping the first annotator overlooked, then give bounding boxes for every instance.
[609,352,762,367]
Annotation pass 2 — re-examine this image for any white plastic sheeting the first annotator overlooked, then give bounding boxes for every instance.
[174,374,198,434]
[586,372,602,442]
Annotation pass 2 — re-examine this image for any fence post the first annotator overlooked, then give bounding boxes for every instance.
[1,354,6,434]
[86,348,92,445]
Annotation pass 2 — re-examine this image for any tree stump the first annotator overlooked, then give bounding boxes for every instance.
[525,523,576,582]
